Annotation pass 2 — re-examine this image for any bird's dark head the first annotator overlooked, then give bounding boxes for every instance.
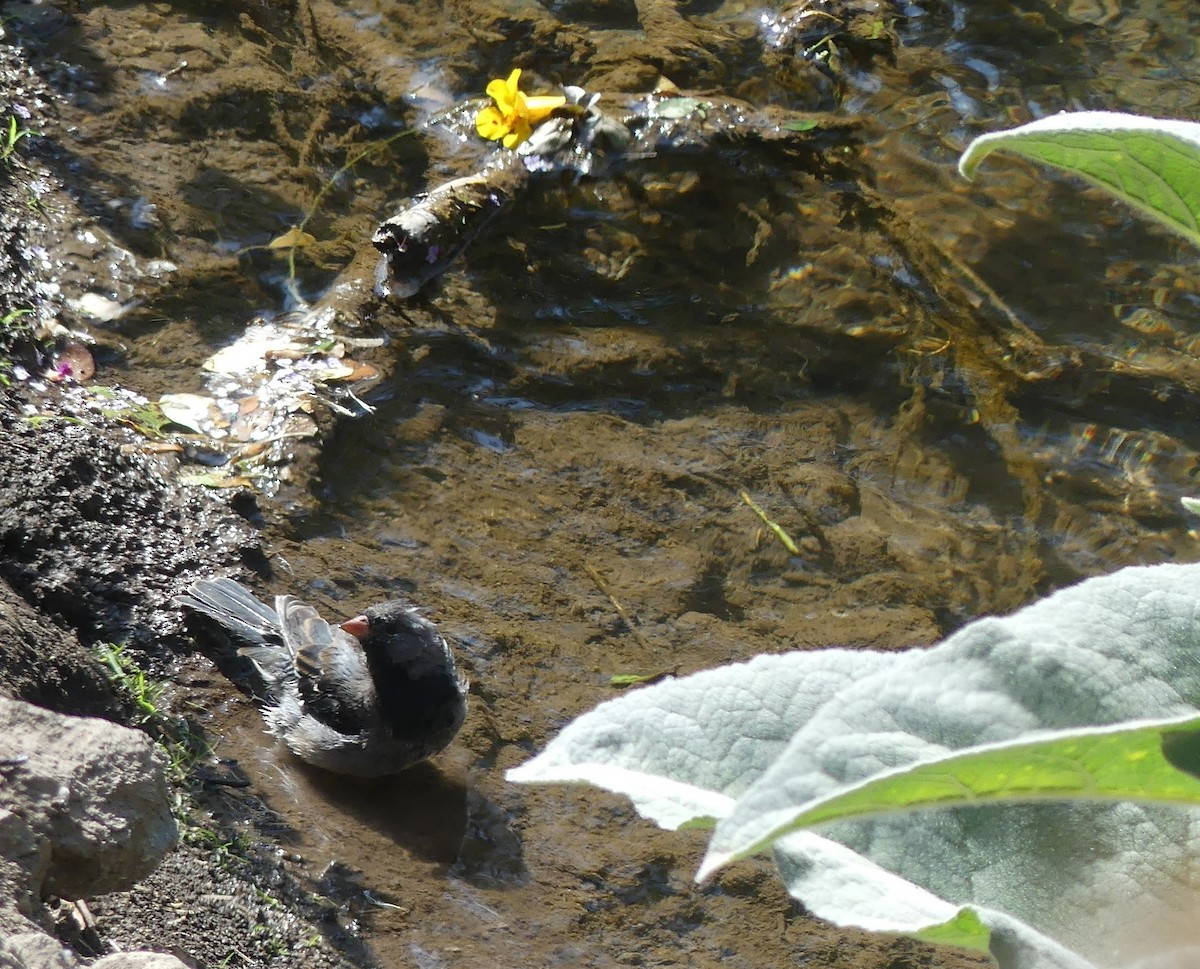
[341,600,451,670]
[341,600,465,739]
[342,599,430,638]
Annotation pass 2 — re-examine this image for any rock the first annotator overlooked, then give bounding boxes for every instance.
[0,933,77,969]
[0,810,45,929]
[0,933,191,969]
[0,699,181,967]
[92,952,192,969]
[0,698,178,901]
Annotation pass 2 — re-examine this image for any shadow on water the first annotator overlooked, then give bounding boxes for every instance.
[272,758,472,866]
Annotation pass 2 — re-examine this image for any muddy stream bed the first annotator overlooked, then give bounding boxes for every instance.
[4,0,1200,966]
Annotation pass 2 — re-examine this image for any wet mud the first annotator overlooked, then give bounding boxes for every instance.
[4,0,1200,966]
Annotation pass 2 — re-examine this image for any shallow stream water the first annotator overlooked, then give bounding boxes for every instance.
[10,0,1200,965]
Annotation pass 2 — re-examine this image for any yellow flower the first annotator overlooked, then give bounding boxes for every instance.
[475,68,566,149]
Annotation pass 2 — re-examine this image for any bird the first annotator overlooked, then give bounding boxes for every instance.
[177,577,468,777]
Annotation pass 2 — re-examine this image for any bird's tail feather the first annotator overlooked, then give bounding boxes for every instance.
[177,577,279,645]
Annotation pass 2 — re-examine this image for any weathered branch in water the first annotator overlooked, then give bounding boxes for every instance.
[372,90,859,300]
[372,159,530,299]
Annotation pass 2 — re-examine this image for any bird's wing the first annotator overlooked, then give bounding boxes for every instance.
[177,577,280,644]
[278,596,376,735]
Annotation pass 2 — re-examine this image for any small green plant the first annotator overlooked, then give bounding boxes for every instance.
[157,715,213,782]
[94,642,212,783]
[96,642,163,721]
[0,116,33,165]
[89,386,176,438]
[184,825,252,865]
[0,307,32,330]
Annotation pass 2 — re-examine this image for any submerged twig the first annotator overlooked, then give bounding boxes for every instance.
[738,489,801,555]
[585,563,655,652]
[285,126,424,284]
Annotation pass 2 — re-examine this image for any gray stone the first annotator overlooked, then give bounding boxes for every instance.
[0,933,192,969]
[0,698,178,900]
[0,700,182,967]
[0,809,45,924]
[92,952,192,969]
[0,933,76,969]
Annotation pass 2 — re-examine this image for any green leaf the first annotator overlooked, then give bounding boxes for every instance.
[700,714,1200,876]
[510,563,1200,969]
[913,908,992,955]
[609,672,673,687]
[508,648,893,829]
[769,833,1091,968]
[959,111,1200,247]
[609,673,651,687]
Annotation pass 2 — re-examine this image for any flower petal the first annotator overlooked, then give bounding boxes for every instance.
[502,116,533,149]
[500,68,522,110]
[485,69,521,112]
[524,94,567,124]
[475,105,509,141]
